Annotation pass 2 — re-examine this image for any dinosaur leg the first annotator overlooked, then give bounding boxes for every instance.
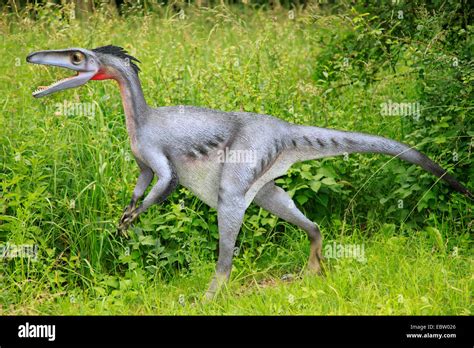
[205,149,257,301]
[254,181,323,274]
[205,186,246,300]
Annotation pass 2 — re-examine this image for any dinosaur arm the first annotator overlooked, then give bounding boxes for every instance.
[130,163,154,206]
[133,153,179,215]
[120,161,154,225]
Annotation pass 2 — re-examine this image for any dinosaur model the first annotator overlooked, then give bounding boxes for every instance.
[27,45,471,299]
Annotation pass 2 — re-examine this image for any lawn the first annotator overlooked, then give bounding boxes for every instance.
[0,3,472,315]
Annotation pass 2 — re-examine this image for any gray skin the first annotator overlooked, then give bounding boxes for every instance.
[27,46,471,300]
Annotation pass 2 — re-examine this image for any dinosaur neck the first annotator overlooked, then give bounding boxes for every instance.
[115,71,148,148]
[117,71,148,122]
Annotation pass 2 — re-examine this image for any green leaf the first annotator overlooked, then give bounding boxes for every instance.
[310,180,322,193]
[317,166,337,178]
[139,235,156,246]
[296,194,309,205]
[93,286,106,296]
[321,177,337,186]
[105,277,119,289]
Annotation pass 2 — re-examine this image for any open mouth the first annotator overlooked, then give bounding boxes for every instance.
[27,49,98,98]
[32,71,80,97]
[29,66,96,98]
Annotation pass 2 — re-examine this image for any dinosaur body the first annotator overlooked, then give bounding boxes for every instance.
[130,105,468,208]
[27,46,471,300]
[134,106,299,208]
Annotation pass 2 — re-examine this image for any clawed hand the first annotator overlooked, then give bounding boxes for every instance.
[117,205,139,236]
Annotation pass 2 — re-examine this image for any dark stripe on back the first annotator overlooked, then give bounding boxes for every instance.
[303,136,313,146]
[206,139,219,148]
[252,166,258,178]
[266,151,273,164]
[195,145,208,156]
[260,157,267,170]
[344,137,357,145]
[274,139,281,153]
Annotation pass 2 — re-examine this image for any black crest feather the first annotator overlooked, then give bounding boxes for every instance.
[92,45,141,74]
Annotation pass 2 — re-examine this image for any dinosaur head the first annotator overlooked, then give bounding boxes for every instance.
[26,45,140,98]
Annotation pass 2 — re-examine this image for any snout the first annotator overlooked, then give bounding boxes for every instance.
[26,51,51,64]
[26,52,41,63]
[26,50,82,71]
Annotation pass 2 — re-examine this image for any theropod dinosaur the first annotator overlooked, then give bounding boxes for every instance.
[27,46,471,299]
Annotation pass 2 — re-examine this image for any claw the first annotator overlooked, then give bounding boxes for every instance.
[117,207,138,236]
[121,204,133,221]
[116,225,130,237]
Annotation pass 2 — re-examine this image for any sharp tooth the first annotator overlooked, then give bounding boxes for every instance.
[33,74,76,94]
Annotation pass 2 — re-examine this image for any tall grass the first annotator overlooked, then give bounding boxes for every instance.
[0,4,472,315]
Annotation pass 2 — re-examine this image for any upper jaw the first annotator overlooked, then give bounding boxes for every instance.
[26,48,98,98]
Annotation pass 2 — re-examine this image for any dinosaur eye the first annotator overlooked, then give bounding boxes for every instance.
[71,52,85,65]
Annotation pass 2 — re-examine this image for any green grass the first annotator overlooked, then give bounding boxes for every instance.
[3,229,472,315]
[0,5,472,315]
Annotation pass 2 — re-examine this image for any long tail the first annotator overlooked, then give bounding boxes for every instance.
[292,125,471,197]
